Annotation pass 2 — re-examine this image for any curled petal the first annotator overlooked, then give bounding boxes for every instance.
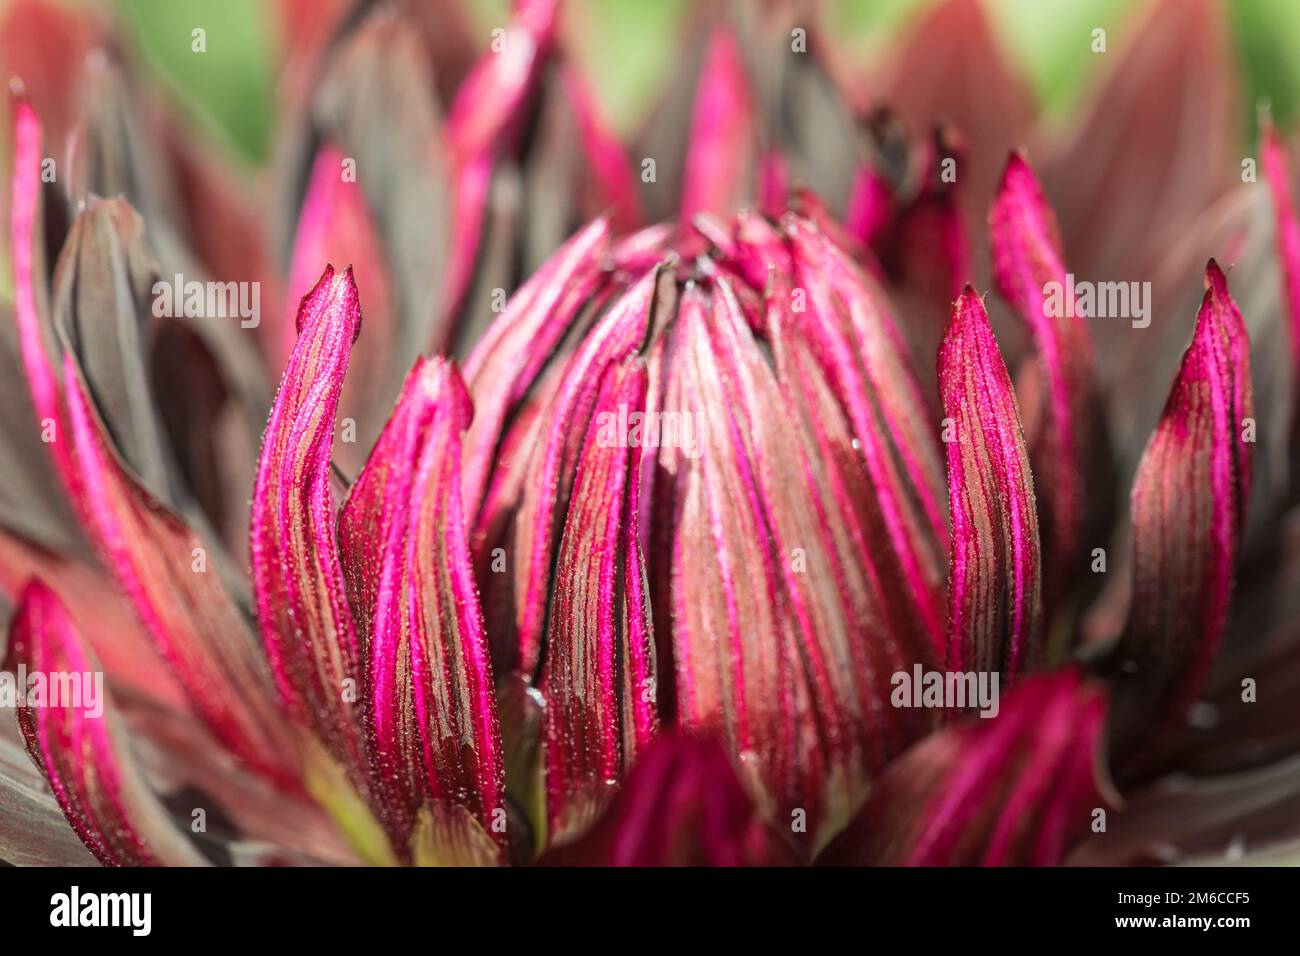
[764,273,939,759]
[1112,261,1253,754]
[541,358,656,845]
[939,288,1043,677]
[250,266,367,787]
[818,668,1111,866]
[338,358,505,862]
[540,733,793,866]
[675,278,933,847]
[990,153,1096,583]
[3,581,206,866]
[680,29,754,222]
[64,355,294,786]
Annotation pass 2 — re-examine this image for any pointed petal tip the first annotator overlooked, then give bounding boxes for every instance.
[294,262,362,342]
[1205,257,1228,288]
[953,284,984,315]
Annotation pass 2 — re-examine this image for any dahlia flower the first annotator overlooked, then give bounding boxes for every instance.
[1,0,1299,869]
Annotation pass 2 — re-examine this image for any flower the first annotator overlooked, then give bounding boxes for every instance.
[2,0,1300,868]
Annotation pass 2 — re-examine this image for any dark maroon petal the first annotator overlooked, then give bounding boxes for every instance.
[540,358,656,845]
[879,0,1034,229]
[3,580,207,866]
[785,216,948,654]
[1069,754,1300,865]
[898,142,970,303]
[0,724,97,866]
[818,668,1111,866]
[298,5,451,367]
[338,358,505,863]
[540,733,794,866]
[1043,0,1236,379]
[939,288,1043,676]
[250,265,367,790]
[1111,261,1253,758]
[0,0,97,150]
[989,153,1098,593]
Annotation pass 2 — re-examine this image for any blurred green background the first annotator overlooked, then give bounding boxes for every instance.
[74,0,1300,165]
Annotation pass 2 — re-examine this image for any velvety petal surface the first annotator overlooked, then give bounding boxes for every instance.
[939,289,1042,677]
[1110,261,1253,760]
[786,216,948,653]
[818,668,1111,866]
[540,733,793,866]
[250,266,366,788]
[990,153,1096,586]
[64,355,294,787]
[3,581,206,866]
[338,358,505,863]
[539,357,656,845]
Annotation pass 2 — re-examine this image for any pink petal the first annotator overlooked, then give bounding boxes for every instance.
[338,358,505,862]
[818,668,1111,866]
[250,265,367,789]
[1261,120,1300,382]
[63,355,296,788]
[8,96,78,500]
[989,153,1100,594]
[663,284,829,849]
[540,358,656,845]
[1111,260,1253,757]
[540,733,793,866]
[785,216,948,653]
[461,218,611,519]
[939,288,1043,676]
[680,29,754,222]
[509,269,660,676]
[284,144,395,473]
[3,580,207,865]
[561,67,644,232]
[444,0,558,166]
